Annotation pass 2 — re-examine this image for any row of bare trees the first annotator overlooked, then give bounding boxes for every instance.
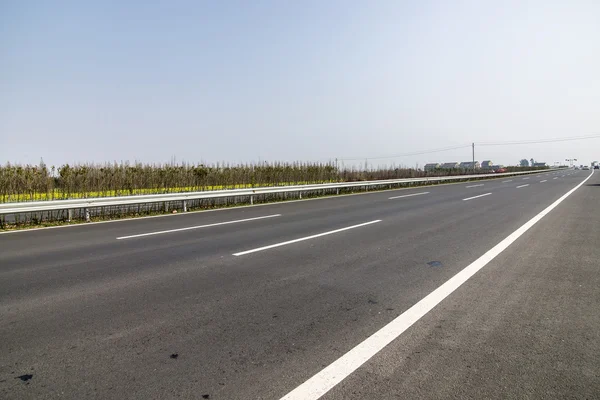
[0,161,548,203]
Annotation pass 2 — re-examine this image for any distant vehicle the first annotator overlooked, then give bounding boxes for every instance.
[575,166,580,170]
[594,165,599,170]
[582,166,590,170]
[494,167,507,173]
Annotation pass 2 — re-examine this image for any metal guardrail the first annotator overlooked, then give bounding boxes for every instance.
[0,169,559,215]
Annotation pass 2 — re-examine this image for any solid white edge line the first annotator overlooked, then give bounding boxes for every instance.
[388,192,429,200]
[116,214,282,239]
[462,193,492,201]
[279,170,595,400]
[502,180,513,183]
[465,184,484,188]
[233,220,381,256]
[516,184,530,188]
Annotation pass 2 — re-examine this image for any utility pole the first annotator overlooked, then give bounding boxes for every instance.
[472,142,475,172]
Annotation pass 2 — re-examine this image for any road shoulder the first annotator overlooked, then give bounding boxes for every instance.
[325,173,600,399]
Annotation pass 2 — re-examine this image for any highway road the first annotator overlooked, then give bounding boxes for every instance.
[1,169,599,399]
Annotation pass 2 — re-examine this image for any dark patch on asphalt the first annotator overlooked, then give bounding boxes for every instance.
[202,395,210,399]
[368,299,378,304]
[16,374,33,382]
[427,261,443,267]
[170,353,178,359]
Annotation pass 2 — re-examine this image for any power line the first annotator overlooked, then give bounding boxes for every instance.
[339,134,600,163]
[339,144,471,161]
[477,134,600,146]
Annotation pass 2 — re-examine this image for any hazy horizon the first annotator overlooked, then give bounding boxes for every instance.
[2,1,599,168]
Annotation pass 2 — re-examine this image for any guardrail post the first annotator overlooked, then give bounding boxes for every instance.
[183,200,187,212]
[336,188,339,195]
[84,208,90,222]
[164,202,168,213]
[250,195,254,205]
[67,209,72,222]
[299,192,302,199]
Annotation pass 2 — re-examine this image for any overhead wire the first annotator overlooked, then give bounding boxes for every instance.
[339,134,600,162]
[476,134,600,146]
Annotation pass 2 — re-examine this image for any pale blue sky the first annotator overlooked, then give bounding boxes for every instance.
[1,1,599,167]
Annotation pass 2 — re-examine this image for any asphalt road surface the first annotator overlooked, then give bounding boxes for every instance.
[1,169,599,399]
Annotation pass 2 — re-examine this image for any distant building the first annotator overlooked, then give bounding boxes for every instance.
[481,160,493,169]
[441,162,460,169]
[424,163,441,171]
[533,162,547,167]
[459,161,481,169]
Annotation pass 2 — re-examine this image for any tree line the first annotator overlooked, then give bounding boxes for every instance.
[0,160,547,203]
